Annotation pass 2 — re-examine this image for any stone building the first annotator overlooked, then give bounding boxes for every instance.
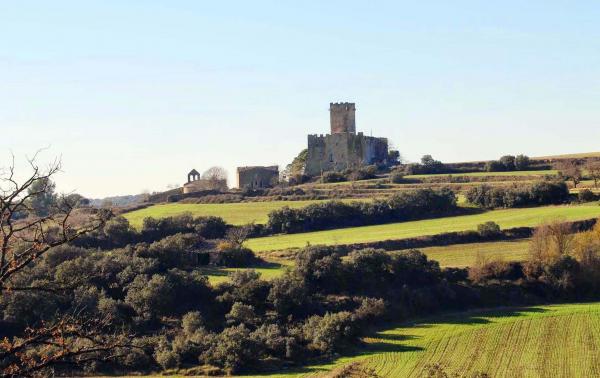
[183,169,227,193]
[304,102,390,176]
[237,166,279,189]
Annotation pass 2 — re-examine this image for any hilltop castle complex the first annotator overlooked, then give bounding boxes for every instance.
[184,102,395,193]
[304,102,392,176]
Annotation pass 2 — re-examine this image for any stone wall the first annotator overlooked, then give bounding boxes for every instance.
[237,166,279,189]
[183,179,227,194]
[305,132,388,176]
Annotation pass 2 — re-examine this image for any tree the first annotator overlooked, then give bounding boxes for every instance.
[58,193,89,208]
[0,313,133,377]
[528,220,574,264]
[1,154,107,291]
[202,166,228,190]
[202,166,227,181]
[418,155,445,174]
[485,160,506,172]
[0,153,125,376]
[557,159,582,188]
[499,155,516,171]
[24,177,56,217]
[515,154,530,170]
[421,155,435,166]
[586,160,600,188]
[226,224,252,248]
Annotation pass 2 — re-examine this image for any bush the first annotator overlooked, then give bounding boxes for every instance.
[321,171,347,183]
[267,188,457,234]
[155,348,180,369]
[201,324,259,373]
[141,214,228,242]
[194,216,228,239]
[214,247,258,267]
[465,181,569,209]
[349,165,378,181]
[389,170,405,184]
[302,311,356,354]
[404,155,448,175]
[578,189,596,202]
[499,155,516,171]
[515,154,530,170]
[485,160,506,172]
[124,270,212,319]
[134,233,202,269]
[469,259,524,283]
[103,216,137,246]
[477,222,502,238]
[485,155,529,172]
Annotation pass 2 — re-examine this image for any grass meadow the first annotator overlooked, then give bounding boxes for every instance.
[245,203,600,251]
[238,302,600,377]
[414,238,531,268]
[123,200,360,228]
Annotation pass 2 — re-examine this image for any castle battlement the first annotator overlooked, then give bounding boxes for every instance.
[329,102,356,134]
[305,102,392,176]
[329,102,355,109]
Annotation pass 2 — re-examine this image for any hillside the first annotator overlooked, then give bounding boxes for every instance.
[241,302,600,378]
[245,203,600,251]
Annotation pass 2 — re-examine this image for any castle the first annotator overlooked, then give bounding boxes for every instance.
[304,102,391,176]
[182,102,394,195]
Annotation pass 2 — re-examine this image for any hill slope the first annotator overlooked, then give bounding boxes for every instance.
[246,203,600,251]
[244,302,600,378]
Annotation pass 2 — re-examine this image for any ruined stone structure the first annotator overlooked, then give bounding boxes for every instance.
[183,169,227,193]
[305,102,390,176]
[237,166,279,189]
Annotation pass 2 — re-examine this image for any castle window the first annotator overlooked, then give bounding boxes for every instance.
[329,153,333,162]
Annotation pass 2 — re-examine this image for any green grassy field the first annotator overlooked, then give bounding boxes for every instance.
[239,302,600,378]
[415,239,531,268]
[123,200,360,228]
[246,203,600,251]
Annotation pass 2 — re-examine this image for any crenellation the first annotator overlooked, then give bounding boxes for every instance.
[305,102,393,176]
[329,102,356,134]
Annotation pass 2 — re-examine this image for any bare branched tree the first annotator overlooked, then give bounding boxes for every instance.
[226,224,252,248]
[0,152,126,376]
[0,153,107,292]
[556,159,582,188]
[0,312,133,377]
[201,166,228,191]
[529,219,574,264]
[585,160,600,189]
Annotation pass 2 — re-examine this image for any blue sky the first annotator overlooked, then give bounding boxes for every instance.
[1,1,599,197]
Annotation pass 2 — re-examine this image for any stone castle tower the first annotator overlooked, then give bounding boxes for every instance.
[305,102,391,176]
[329,102,356,134]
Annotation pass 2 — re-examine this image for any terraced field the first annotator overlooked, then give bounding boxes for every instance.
[244,302,600,378]
[123,200,361,228]
[404,169,557,179]
[246,203,600,251]
[415,239,530,268]
[205,239,531,284]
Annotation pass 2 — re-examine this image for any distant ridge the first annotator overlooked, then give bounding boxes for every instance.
[532,151,600,160]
